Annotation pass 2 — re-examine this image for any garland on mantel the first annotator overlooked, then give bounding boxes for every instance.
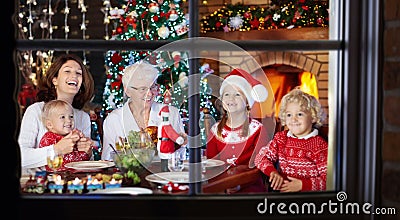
[200,0,329,33]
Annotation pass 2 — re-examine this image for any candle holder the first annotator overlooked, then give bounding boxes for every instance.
[104,178,122,189]
[86,175,103,191]
[47,174,65,194]
[67,177,85,194]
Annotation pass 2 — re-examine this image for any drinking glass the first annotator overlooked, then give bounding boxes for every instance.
[201,149,207,173]
[47,150,63,172]
[168,150,184,172]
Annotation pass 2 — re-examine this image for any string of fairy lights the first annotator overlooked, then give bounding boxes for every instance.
[102,0,111,40]
[78,0,88,64]
[18,0,91,83]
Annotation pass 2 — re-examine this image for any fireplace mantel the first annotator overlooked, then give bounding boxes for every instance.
[201,27,329,41]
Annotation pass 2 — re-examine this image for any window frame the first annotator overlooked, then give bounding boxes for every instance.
[12,0,381,218]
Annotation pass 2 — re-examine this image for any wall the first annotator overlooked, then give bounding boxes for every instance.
[382,0,400,216]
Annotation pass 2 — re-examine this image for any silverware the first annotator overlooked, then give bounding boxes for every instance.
[109,144,121,160]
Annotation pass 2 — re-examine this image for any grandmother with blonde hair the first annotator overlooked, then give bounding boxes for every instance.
[101,61,186,161]
[254,88,328,192]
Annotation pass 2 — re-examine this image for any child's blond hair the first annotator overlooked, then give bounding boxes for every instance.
[279,88,326,128]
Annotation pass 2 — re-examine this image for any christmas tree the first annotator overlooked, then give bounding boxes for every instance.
[103,0,189,113]
[102,0,218,140]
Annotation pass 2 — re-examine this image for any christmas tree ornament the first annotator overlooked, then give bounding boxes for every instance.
[169,9,178,21]
[157,92,185,171]
[178,72,188,88]
[157,25,170,38]
[148,2,160,13]
[172,51,180,61]
[174,22,189,36]
[229,15,244,29]
[223,25,229,32]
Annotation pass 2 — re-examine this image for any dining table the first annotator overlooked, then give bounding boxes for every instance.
[19,159,265,195]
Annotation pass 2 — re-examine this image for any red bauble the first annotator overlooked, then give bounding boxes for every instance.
[111,52,123,64]
[215,21,221,28]
[243,11,251,19]
[111,53,123,64]
[111,81,121,90]
[153,15,159,22]
[317,17,324,25]
[116,26,123,34]
[126,16,134,24]
[118,66,125,71]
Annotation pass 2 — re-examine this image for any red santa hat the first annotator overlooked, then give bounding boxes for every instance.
[159,105,170,117]
[220,68,268,107]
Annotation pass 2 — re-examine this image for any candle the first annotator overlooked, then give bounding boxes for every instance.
[48,174,64,194]
[86,175,103,191]
[104,178,122,189]
[67,177,85,194]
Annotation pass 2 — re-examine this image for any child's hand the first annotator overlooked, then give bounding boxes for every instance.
[54,131,80,154]
[269,171,284,190]
[71,129,84,138]
[73,129,93,155]
[76,136,93,155]
[280,176,302,192]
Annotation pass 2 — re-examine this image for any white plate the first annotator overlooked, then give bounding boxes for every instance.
[145,172,191,184]
[64,161,115,171]
[87,187,153,195]
[183,159,225,168]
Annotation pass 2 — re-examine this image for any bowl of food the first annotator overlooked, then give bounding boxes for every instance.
[111,148,155,186]
[112,148,155,174]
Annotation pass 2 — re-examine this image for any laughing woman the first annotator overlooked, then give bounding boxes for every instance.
[18,53,95,175]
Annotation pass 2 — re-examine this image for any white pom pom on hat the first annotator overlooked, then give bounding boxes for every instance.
[159,105,170,117]
[220,68,268,107]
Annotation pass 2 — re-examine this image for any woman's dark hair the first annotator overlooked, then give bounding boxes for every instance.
[36,53,94,109]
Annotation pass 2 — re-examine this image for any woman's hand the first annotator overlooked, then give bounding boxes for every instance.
[280,176,302,192]
[53,131,81,155]
[269,171,284,191]
[179,132,188,146]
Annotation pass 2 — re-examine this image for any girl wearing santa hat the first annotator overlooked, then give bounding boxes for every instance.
[254,88,328,192]
[206,68,270,193]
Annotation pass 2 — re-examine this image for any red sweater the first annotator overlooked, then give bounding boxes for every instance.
[206,119,268,167]
[39,131,90,171]
[254,130,328,191]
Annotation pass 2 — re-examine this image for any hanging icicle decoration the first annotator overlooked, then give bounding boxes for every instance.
[103,0,111,40]
[26,0,36,40]
[48,0,54,39]
[79,0,88,64]
[64,0,70,39]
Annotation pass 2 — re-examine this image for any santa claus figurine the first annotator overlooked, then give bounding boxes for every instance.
[157,104,185,172]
